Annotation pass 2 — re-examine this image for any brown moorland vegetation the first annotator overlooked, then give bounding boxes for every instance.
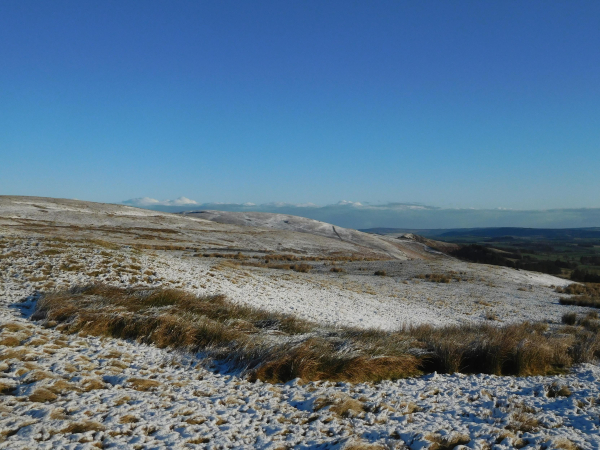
[32,284,600,383]
[557,283,600,308]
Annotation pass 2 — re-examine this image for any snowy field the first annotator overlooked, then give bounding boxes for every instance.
[1,235,599,449]
[1,196,599,449]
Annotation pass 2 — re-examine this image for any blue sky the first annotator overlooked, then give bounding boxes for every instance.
[1,1,599,214]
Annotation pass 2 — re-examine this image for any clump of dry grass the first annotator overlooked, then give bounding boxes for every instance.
[187,437,211,444]
[251,337,419,383]
[81,378,107,392]
[244,261,314,273]
[558,283,600,308]
[547,382,572,398]
[119,414,140,424]
[268,263,312,273]
[415,273,462,283]
[343,442,386,450]
[0,336,22,347]
[61,421,105,434]
[330,267,345,273]
[0,381,15,395]
[505,412,539,433]
[412,321,577,376]
[29,388,58,403]
[48,380,80,395]
[128,378,161,391]
[1,323,30,333]
[552,438,580,450]
[314,394,365,418]
[425,433,470,450]
[562,312,577,325]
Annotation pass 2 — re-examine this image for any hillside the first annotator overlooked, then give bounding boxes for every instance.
[1,196,599,449]
[0,196,440,261]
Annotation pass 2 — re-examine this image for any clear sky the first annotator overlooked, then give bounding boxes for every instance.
[1,1,599,210]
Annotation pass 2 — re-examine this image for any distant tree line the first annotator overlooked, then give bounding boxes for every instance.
[450,244,577,276]
[570,269,600,283]
[580,255,600,266]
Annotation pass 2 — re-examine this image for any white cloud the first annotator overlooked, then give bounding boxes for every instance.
[170,196,198,206]
[336,200,363,207]
[123,196,198,207]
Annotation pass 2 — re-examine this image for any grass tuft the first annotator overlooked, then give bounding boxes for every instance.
[557,283,600,308]
[128,378,161,391]
[29,388,58,403]
[61,421,105,434]
[425,433,471,450]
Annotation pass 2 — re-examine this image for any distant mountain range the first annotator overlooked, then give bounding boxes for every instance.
[122,198,600,230]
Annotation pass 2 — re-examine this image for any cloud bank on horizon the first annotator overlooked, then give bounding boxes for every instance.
[121,197,600,230]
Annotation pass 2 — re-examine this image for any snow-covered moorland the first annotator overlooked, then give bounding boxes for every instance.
[1,197,599,449]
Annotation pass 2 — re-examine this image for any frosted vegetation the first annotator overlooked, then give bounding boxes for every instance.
[0,197,599,449]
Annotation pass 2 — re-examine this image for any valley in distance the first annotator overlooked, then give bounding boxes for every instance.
[1,196,599,449]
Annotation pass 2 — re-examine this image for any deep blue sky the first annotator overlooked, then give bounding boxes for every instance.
[2,1,599,210]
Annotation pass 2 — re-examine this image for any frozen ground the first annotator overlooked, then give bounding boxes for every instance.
[0,236,580,330]
[1,197,599,448]
[1,276,599,449]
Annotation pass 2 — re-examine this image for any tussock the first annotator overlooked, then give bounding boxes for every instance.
[416,273,458,283]
[128,378,161,391]
[29,388,58,403]
[61,421,105,434]
[558,283,600,308]
[314,394,365,418]
[425,433,471,450]
[81,378,107,392]
[0,336,22,347]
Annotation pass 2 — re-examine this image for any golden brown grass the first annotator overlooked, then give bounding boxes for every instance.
[0,323,30,333]
[33,284,600,383]
[24,370,55,383]
[0,381,15,395]
[415,273,462,283]
[0,336,22,347]
[425,433,471,450]
[553,438,580,450]
[187,437,211,444]
[505,412,539,433]
[29,388,58,403]
[558,283,600,308]
[80,378,107,392]
[343,442,386,450]
[61,421,105,434]
[128,378,161,391]
[314,394,365,418]
[119,415,140,424]
[48,380,80,395]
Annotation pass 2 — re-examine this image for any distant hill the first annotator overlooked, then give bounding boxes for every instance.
[180,210,446,260]
[361,227,600,240]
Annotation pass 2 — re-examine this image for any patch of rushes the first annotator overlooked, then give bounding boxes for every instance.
[557,283,600,308]
[239,261,313,273]
[415,273,462,283]
[32,285,600,383]
[195,252,386,263]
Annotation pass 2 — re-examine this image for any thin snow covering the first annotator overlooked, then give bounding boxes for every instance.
[0,237,575,331]
[183,210,410,260]
[1,265,599,449]
[151,254,573,329]
[0,196,416,259]
[1,196,598,448]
